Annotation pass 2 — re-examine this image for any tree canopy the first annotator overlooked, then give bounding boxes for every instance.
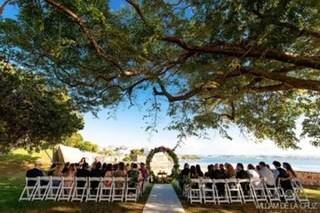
[1,0,320,149]
[0,61,83,152]
[62,133,99,152]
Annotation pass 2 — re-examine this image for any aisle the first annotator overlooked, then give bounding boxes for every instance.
[143,184,185,213]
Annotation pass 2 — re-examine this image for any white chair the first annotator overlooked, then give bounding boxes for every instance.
[86,177,101,202]
[201,179,216,204]
[277,177,296,202]
[225,178,242,203]
[19,177,39,201]
[213,179,229,204]
[250,178,268,204]
[291,178,309,203]
[263,179,281,203]
[46,176,62,201]
[71,177,87,202]
[238,179,255,203]
[99,177,113,202]
[112,177,126,202]
[125,177,139,202]
[189,179,202,204]
[58,177,74,201]
[32,176,50,200]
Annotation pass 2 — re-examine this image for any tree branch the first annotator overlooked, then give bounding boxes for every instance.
[153,81,204,102]
[44,0,121,70]
[163,36,320,70]
[125,0,149,26]
[0,0,12,16]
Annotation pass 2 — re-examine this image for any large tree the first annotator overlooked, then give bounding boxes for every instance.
[1,0,320,149]
[0,60,83,152]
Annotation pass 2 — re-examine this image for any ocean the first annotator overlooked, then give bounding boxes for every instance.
[179,155,320,172]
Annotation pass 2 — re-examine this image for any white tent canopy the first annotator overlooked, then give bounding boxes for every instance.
[53,144,105,165]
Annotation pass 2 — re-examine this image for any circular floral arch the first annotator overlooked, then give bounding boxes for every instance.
[146,146,179,178]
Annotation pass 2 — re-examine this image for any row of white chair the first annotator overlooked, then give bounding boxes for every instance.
[19,176,149,202]
[184,177,309,205]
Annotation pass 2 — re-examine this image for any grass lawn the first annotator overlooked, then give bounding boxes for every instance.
[0,149,152,213]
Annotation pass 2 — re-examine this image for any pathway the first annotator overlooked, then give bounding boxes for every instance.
[143,184,185,213]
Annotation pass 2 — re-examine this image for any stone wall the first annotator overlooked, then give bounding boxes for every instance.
[296,171,320,187]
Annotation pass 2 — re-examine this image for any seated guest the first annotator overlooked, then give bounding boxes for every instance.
[79,157,87,168]
[214,164,227,179]
[139,162,148,182]
[90,161,103,177]
[196,164,203,177]
[62,162,70,176]
[247,164,261,186]
[76,162,89,188]
[205,164,214,179]
[236,163,250,179]
[113,163,119,172]
[90,161,102,190]
[236,163,250,194]
[190,165,198,178]
[114,162,127,189]
[64,164,77,188]
[26,160,46,186]
[47,163,56,176]
[127,163,142,193]
[52,164,63,176]
[114,162,127,177]
[190,165,199,189]
[103,164,113,187]
[273,161,291,191]
[283,162,297,178]
[102,163,107,174]
[52,164,64,186]
[179,163,190,190]
[225,163,236,178]
[258,161,275,187]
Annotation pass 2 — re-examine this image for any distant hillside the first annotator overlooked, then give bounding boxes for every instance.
[180,154,201,160]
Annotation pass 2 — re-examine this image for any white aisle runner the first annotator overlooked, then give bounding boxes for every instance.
[143,184,185,213]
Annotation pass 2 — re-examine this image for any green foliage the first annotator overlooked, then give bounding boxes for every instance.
[0,61,83,152]
[62,133,99,152]
[146,146,179,178]
[1,0,320,149]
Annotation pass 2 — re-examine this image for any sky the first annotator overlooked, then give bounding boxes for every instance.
[1,0,320,157]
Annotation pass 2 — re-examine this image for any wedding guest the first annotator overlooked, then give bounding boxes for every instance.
[52,163,64,176]
[273,161,291,191]
[62,162,70,175]
[225,163,236,178]
[283,162,297,178]
[258,161,275,187]
[76,162,90,177]
[273,161,289,179]
[247,164,261,185]
[205,164,214,179]
[196,164,203,177]
[103,164,113,187]
[47,163,57,176]
[114,162,127,177]
[179,163,190,190]
[236,163,250,179]
[190,165,198,178]
[79,157,86,168]
[90,161,103,177]
[139,163,148,181]
[26,160,46,186]
[64,164,77,188]
[102,163,107,173]
[128,163,142,193]
[214,164,227,179]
